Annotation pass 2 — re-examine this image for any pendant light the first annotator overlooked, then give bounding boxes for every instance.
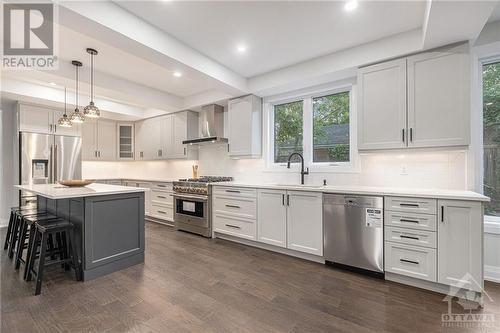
[84,48,100,118]
[70,60,85,123]
[57,86,72,127]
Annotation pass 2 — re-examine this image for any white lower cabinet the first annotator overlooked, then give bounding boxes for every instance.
[256,189,323,256]
[286,191,323,256]
[385,242,437,282]
[257,189,287,248]
[437,200,483,292]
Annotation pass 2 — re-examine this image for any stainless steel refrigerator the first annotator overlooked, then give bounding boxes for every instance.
[19,132,82,206]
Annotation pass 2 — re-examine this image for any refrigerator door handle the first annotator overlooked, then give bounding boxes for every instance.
[53,144,58,182]
[49,145,54,183]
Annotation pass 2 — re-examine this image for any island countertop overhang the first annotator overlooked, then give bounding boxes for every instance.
[15,183,149,200]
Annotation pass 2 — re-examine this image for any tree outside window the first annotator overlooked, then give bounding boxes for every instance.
[274,101,303,163]
[483,61,500,216]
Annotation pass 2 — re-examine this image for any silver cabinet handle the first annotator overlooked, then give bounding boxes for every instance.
[53,144,58,181]
[157,184,167,188]
[94,151,97,158]
[140,151,143,158]
[400,259,419,265]
[157,210,166,214]
[184,147,186,155]
[225,224,241,229]
[98,151,101,158]
[441,206,444,222]
[225,204,240,209]
[402,128,405,143]
[49,124,53,133]
[282,194,285,206]
[287,194,290,206]
[225,190,240,193]
[157,195,167,199]
[409,128,413,142]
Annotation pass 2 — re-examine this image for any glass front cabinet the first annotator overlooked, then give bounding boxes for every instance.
[117,123,135,160]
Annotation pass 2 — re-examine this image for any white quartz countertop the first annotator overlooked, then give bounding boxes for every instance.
[15,183,148,200]
[211,182,489,202]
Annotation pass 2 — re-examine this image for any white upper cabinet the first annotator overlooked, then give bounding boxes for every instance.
[257,189,287,248]
[117,123,134,160]
[135,117,162,160]
[81,120,98,160]
[437,200,482,292]
[228,95,262,158]
[286,191,323,256]
[407,50,470,148]
[357,43,470,150]
[18,104,81,137]
[358,59,407,150]
[97,119,117,161]
[134,111,198,161]
[82,119,116,161]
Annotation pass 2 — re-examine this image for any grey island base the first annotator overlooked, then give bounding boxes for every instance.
[16,184,146,281]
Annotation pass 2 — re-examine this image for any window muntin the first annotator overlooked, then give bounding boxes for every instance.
[312,92,350,163]
[273,100,303,163]
[483,61,500,217]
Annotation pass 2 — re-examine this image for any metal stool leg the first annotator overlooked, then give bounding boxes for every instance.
[3,211,15,250]
[35,232,48,295]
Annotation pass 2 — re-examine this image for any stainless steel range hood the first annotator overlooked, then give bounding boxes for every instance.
[183,104,228,145]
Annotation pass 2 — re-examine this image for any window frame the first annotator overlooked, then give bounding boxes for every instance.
[264,82,359,173]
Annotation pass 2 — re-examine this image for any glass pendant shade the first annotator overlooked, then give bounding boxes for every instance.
[84,48,100,118]
[58,113,72,127]
[57,86,73,127]
[70,108,85,123]
[84,101,100,118]
[70,60,85,123]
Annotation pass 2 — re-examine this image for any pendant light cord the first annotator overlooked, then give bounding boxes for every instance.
[91,53,94,102]
[75,65,79,108]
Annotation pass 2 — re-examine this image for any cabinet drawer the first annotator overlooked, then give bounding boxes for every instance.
[150,204,173,221]
[384,211,437,231]
[385,242,437,282]
[212,186,257,198]
[152,182,173,192]
[151,190,173,206]
[213,214,256,240]
[213,196,256,220]
[385,227,436,249]
[385,197,437,215]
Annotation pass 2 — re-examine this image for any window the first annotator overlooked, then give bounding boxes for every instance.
[268,86,355,171]
[483,61,500,217]
[313,92,350,163]
[274,101,303,163]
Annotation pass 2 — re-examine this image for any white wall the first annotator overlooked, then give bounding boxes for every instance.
[83,145,468,190]
[0,101,18,227]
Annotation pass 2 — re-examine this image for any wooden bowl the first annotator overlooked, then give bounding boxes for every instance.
[58,179,94,187]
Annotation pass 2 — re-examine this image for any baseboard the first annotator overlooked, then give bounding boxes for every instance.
[485,265,500,283]
[214,232,325,264]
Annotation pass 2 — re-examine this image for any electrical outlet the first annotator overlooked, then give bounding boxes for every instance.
[400,163,408,175]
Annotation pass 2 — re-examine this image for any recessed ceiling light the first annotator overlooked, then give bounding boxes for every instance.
[173,71,182,77]
[236,44,247,53]
[49,82,57,86]
[344,0,358,12]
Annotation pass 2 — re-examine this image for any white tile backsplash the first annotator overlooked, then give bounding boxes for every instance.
[83,146,469,190]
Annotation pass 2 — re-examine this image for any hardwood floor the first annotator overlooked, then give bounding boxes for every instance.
[2,222,500,332]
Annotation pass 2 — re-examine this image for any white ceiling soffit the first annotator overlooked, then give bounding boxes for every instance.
[58,1,248,95]
[489,1,500,23]
[116,0,426,78]
[422,0,498,50]
[1,78,147,121]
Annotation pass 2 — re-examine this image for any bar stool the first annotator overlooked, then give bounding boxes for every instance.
[6,208,44,259]
[15,213,59,273]
[26,219,81,295]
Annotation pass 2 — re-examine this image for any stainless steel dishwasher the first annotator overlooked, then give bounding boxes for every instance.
[323,194,384,276]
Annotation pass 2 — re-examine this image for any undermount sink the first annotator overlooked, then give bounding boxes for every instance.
[272,184,324,188]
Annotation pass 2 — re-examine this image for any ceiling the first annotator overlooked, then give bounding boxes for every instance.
[116,1,426,77]
[488,1,500,22]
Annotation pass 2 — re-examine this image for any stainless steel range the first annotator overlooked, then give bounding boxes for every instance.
[173,176,233,237]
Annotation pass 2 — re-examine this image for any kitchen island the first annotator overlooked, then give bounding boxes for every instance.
[15,183,147,281]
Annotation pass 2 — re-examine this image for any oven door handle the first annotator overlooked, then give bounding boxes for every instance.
[173,194,208,201]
